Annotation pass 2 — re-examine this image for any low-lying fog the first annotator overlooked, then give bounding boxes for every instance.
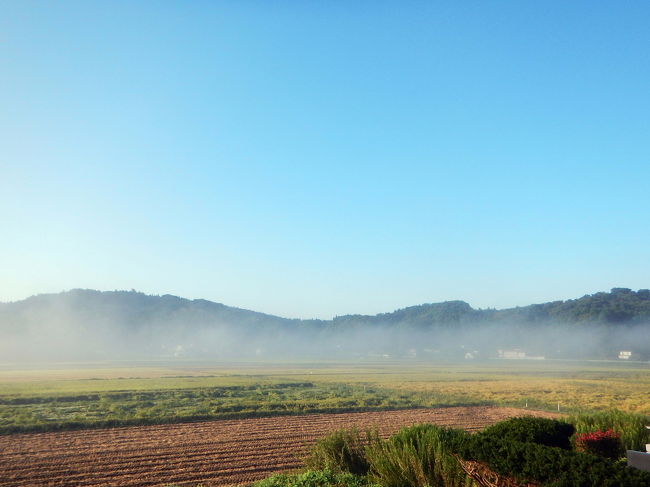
[1,290,648,363]
[2,315,649,363]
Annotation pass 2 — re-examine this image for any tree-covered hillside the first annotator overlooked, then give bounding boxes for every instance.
[332,288,650,327]
[1,288,649,360]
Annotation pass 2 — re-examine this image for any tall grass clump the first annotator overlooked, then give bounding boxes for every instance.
[365,424,472,487]
[568,410,650,451]
[306,428,377,475]
[253,470,377,487]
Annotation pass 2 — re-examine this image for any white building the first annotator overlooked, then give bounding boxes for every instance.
[498,349,527,359]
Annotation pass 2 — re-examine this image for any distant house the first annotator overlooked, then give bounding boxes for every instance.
[498,349,527,359]
[497,349,545,360]
[619,350,633,360]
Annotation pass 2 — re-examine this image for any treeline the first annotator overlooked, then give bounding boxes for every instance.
[335,288,650,327]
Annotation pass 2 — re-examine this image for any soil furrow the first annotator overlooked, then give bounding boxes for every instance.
[0,407,558,487]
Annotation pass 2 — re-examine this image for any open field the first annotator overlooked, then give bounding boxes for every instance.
[0,406,559,487]
[0,360,649,434]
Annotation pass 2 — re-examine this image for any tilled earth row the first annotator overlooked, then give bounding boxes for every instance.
[0,406,559,487]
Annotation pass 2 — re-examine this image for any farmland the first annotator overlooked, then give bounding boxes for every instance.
[0,359,649,486]
[0,359,649,435]
[0,406,559,487]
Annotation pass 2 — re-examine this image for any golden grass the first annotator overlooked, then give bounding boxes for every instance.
[1,360,648,414]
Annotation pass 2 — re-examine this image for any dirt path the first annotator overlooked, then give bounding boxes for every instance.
[0,407,559,487]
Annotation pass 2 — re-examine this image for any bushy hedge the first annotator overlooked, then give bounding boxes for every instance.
[301,416,650,487]
[460,429,650,487]
[480,416,575,449]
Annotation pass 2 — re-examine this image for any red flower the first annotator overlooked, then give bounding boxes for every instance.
[575,429,622,459]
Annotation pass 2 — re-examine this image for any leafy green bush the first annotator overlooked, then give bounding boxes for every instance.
[253,469,377,487]
[459,433,650,487]
[306,428,377,475]
[480,416,575,449]
[365,424,472,487]
[569,410,650,451]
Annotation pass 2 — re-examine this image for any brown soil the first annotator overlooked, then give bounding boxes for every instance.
[0,407,559,487]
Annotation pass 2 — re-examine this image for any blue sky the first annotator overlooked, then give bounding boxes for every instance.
[2,1,649,318]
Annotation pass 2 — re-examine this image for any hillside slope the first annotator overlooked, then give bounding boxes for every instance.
[1,288,649,361]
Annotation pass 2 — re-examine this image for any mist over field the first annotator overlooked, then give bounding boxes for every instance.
[1,288,649,363]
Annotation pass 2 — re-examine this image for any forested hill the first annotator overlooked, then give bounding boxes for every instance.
[0,289,304,332]
[343,287,650,327]
[1,288,649,361]
[1,287,650,331]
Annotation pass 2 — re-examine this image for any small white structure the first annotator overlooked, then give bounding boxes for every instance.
[619,350,633,360]
[497,349,545,360]
[498,349,527,359]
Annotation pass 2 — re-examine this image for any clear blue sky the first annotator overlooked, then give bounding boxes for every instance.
[2,1,649,318]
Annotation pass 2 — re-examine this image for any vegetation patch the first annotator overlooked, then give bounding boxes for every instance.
[480,416,575,450]
[568,409,650,451]
[253,470,378,487]
[365,425,472,487]
[306,428,375,475]
[2,361,650,434]
[298,415,650,487]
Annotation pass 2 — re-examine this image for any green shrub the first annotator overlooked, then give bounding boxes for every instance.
[480,416,575,449]
[458,433,650,487]
[569,410,650,451]
[365,424,472,487]
[305,428,376,475]
[253,469,377,487]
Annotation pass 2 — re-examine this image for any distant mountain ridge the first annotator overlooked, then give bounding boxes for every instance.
[2,287,650,327]
[1,288,649,361]
[334,288,650,326]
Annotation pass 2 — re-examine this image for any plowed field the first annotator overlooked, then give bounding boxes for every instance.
[0,406,558,487]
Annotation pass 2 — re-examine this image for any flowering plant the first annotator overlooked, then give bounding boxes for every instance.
[575,429,623,459]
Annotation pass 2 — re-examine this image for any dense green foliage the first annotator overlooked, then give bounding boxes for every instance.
[569,409,650,451]
[253,470,378,487]
[299,417,650,487]
[481,416,575,449]
[459,433,650,487]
